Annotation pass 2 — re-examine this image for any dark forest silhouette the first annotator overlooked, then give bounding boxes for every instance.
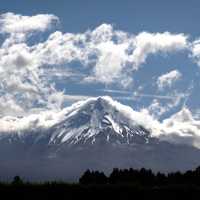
[2,167,200,199]
[79,166,200,186]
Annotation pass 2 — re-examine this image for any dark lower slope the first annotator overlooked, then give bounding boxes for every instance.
[1,138,200,181]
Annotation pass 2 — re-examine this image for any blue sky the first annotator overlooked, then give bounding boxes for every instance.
[1,0,200,35]
[1,0,200,121]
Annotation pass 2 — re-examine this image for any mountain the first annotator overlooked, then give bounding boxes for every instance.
[0,96,200,181]
[48,96,152,146]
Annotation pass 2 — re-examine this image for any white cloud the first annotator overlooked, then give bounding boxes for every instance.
[157,70,182,89]
[0,42,53,115]
[92,41,129,84]
[63,94,92,102]
[146,99,168,117]
[191,39,200,66]
[84,30,188,85]
[32,24,132,86]
[0,109,65,133]
[130,32,188,68]
[0,94,25,117]
[0,12,58,34]
[0,12,58,46]
[146,92,184,118]
[157,107,200,148]
[30,24,189,87]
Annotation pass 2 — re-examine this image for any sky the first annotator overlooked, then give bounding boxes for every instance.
[1,0,200,147]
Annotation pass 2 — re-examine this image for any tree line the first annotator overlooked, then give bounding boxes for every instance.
[1,168,200,199]
[79,166,200,186]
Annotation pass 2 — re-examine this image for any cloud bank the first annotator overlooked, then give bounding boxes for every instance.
[0,96,200,150]
[0,12,200,148]
[0,13,191,116]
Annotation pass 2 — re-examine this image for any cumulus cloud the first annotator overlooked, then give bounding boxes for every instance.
[0,109,66,133]
[32,24,132,85]
[130,32,188,68]
[0,12,59,46]
[0,42,54,115]
[84,30,188,85]
[157,107,200,148]
[157,70,182,90]
[0,12,58,34]
[29,23,189,87]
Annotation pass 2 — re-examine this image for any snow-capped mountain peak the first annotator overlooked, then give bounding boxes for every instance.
[48,96,152,145]
[0,96,158,149]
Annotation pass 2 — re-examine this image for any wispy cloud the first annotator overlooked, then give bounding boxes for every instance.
[100,89,178,100]
[157,70,182,90]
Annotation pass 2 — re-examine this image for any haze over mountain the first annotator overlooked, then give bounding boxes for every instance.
[1,96,200,181]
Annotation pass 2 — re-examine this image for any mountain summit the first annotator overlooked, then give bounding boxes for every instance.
[48,96,151,146]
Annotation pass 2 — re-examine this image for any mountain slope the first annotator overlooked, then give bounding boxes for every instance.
[48,96,152,146]
[0,96,200,181]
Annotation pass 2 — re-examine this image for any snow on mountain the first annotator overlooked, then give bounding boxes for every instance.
[0,96,158,144]
[48,96,157,145]
[0,96,200,148]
